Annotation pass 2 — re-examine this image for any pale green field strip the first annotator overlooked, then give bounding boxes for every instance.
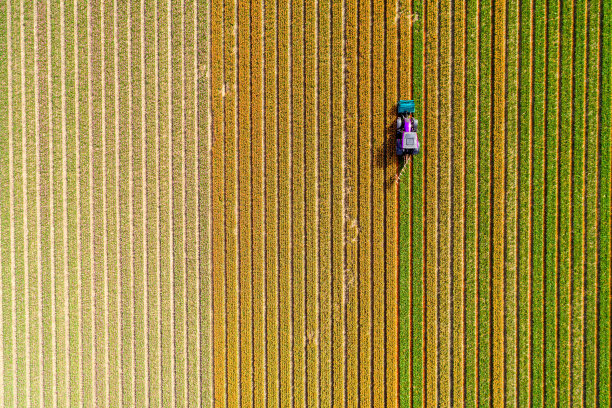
[399,0,612,406]
[0,0,212,406]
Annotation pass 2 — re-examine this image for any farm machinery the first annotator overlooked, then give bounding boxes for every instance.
[395,100,419,181]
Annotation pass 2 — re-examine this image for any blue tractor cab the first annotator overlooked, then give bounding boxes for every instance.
[396,100,419,156]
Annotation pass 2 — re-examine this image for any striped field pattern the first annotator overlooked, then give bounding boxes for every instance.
[400,0,612,407]
[0,0,211,406]
[0,0,611,407]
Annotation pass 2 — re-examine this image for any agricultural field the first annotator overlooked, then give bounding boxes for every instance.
[0,0,610,408]
[400,0,611,406]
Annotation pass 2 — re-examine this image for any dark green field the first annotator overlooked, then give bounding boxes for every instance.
[399,0,611,406]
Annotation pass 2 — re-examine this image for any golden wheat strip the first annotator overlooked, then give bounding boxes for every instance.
[356,0,372,403]
[209,0,226,402]
[397,0,411,406]
[370,0,386,404]
[236,0,253,404]
[424,0,440,405]
[450,0,467,404]
[437,0,452,403]
[330,0,346,404]
[263,0,280,404]
[317,0,332,404]
[277,0,293,405]
[384,2,399,406]
[289,0,306,404]
[343,1,358,406]
[303,0,319,403]
[249,0,265,404]
[492,0,507,404]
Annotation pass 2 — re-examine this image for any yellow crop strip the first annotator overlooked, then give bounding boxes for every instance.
[277,1,293,405]
[357,0,372,402]
[237,0,253,405]
[344,0,359,405]
[384,2,399,407]
[331,0,346,401]
[438,0,452,402]
[424,0,439,406]
[451,0,466,404]
[249,0,265,403]
[264,0,279,403]
[318,0,332,404]
[492,0,507,404]
[290,0,306,403]
[210,0,226,402]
